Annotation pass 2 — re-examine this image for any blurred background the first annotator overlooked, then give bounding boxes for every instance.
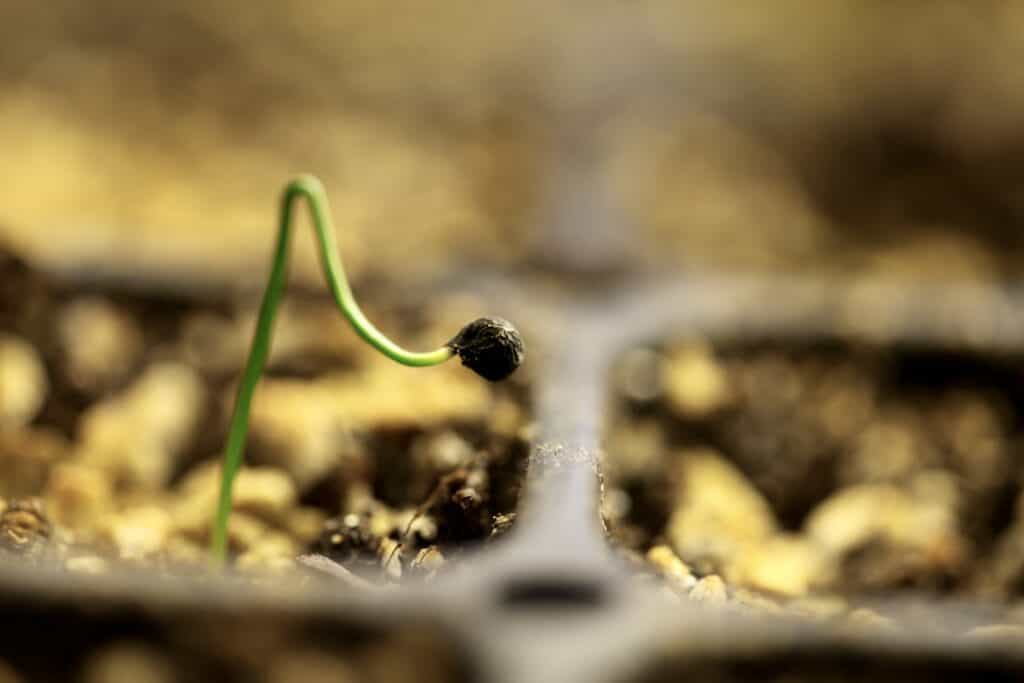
[3,1,1024,287]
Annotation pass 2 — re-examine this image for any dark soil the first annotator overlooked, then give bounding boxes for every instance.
[606,338,1024,602]
[0,244,531,581]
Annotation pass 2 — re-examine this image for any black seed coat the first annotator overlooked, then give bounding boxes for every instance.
[447,317,524,381]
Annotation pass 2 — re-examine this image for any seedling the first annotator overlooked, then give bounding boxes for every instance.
[210,175,524,564]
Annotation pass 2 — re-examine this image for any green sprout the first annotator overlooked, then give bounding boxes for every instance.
[210,175,524,564]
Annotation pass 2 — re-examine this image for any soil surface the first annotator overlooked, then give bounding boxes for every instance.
[605,337,1024,624]
[0,245,532,586]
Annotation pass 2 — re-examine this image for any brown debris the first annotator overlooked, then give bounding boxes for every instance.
[0,497,51,558]
[490,512,516,540]
[316,514,385,576]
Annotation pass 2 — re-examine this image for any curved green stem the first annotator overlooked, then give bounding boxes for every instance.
[210,175,453,564]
